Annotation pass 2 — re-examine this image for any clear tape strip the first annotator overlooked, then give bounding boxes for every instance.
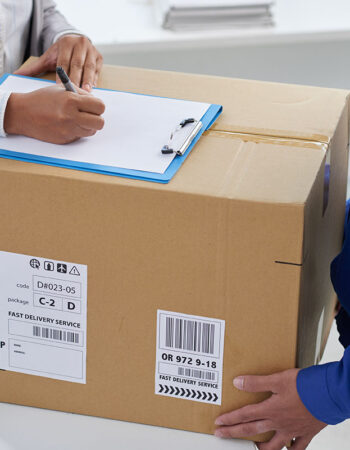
[205,129,329,153]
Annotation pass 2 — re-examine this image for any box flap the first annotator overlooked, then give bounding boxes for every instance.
[1,60,347,206]
[94,65,349,143]
[0,133,327,205]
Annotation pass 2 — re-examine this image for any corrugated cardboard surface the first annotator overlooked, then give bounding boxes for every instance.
[94,64,347,143]
[0,61,349,442]
[298,103,349,367]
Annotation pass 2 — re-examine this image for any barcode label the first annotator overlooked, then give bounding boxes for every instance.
[165,317,215,355]
[0,250,87,384]
[156,310,225,405]
[33,325,80,344]
[177,366,217,381]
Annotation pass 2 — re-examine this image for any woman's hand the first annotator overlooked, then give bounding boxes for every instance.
[4,86,105,144]
[15,35,103,92]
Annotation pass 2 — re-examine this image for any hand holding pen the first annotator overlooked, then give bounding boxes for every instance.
[4,67,105,144]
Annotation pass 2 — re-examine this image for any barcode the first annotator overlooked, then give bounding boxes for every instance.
[165,316,215,354]
[178,367,216,381]
[33,326,80,344]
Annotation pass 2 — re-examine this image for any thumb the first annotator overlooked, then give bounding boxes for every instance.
[233,374,278,393]
[14,54,51,77]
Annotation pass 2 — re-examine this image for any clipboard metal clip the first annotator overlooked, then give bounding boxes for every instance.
[161,118,203,156]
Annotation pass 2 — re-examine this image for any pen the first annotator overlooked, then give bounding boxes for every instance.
[56,66,77,93]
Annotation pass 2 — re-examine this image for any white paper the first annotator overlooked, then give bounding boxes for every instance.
[0,75,210,174]
[155,310,225,405]
[0,251,87,383]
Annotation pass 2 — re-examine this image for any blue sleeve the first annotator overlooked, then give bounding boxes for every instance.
[297,346,350,425]
[331,199,350,341]
[336,307,350,348]
[343,199,350,238]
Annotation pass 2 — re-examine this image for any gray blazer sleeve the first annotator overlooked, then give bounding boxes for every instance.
[27,0,80,57]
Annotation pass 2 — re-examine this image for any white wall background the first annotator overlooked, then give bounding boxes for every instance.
[55,0,350,89]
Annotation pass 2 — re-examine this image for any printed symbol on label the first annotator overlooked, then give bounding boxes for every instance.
[30,259,40,269]
[44,261,55,271]
[158,385,218,402]
[63,299,81,314]
[57,263,67,274]
[0,341,5,349]
[69,266,80,276]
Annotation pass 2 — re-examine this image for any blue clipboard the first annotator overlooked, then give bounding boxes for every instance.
[0,74,222,184]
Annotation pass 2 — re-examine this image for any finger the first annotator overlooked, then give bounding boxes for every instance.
[257,432,289,450]
[77,95,105,115]
[291,437,312,450]
[215,402,268,426]
[67,124,97,141]
[56,45,74,84]
[60,84,86,95]
[69,43,88,87]
[215,420,273,439]
[81,51,97,91]
[14,54,49,76]
[93,54,103,88]
[234,375,278,393]
[73,86,89,96]
[77,112,105,132]
[76,126,98,138]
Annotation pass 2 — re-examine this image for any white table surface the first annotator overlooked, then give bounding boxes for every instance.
[0,402,255,450]
[55,0,350,52]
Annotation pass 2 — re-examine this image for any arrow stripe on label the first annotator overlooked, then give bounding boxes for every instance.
[158,385,219,403]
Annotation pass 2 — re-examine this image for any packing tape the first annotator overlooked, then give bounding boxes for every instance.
[206,128,332,215]
[205,129,329,153]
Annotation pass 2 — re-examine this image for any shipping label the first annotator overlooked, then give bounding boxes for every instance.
[155,310,225,405]
[0,251,87,383]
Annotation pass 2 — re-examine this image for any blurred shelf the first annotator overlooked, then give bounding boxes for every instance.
[56,0,350,53]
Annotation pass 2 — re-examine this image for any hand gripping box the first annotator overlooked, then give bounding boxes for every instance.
[0,62,349,442]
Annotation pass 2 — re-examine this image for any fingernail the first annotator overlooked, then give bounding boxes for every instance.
[214,430,224,438]
[214,418,224,426]
[83,83,91,91]
[233,377,244,390]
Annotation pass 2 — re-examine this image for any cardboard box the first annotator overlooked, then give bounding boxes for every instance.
[0,61,349,442]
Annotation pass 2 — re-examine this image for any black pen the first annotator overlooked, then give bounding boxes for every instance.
[56,66,77,93]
